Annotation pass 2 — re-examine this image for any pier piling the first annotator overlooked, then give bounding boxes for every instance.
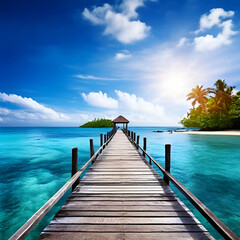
[143,137,147,158]
[164,144,171,185]
[71,147,79,191]
[90,139,95,164]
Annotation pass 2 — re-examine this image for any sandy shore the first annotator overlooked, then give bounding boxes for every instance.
[176,130,240,136]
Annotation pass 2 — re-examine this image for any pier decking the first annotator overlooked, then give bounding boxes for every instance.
[39,130,213,240]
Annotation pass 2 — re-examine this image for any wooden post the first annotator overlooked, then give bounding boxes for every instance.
[100,134,103,153]
[90,139,95,164]
[143,137,147,158]
[128,130,130,136]
[133,132,136,142]
[72,147,79,192]
[100,134,103,147]
[137,135,140,149]
[103,134,106,149]
[131,131,133,140]
[164,144,171,185]
[104,134,107,148]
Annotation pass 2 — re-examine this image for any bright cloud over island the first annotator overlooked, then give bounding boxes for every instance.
[1,0,240,126]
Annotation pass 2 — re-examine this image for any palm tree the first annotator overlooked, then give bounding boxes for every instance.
[211,79,235,113]
[187,85,210,113]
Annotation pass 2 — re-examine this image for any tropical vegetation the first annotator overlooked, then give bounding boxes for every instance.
[80,118,114,128]
[180,80,240,130]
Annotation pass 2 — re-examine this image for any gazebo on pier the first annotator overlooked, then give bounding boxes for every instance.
[112,115,129,132]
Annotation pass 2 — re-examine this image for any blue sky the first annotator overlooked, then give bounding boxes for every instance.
[1,0,240,126]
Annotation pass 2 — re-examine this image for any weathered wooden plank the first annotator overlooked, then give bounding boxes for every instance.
[60,205,189,212]
[67,196,177,201]
[39,232,214,240]
[50,216,200,224]
[68,195,178,201]
[75,186,171,189]
[40,130,214,240]
[55,211,191,217]
[44,224,207,232]
[100,154,141,156]
[74,186,173,191]
[81,175,160,178]
[73,191,174,194]
[80,181,162,184]
[91,164,148,167]
[88,169,152,171]
[84,172,159,175]
[93,162,147,165]
[89,167,149,171]
[70,193,177,197]
[63,200,179,206]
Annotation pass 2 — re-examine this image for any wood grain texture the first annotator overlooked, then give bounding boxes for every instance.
[40,130,213,240]
[39,232,214,240]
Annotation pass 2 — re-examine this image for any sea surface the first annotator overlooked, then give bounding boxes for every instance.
[0,127,239,239]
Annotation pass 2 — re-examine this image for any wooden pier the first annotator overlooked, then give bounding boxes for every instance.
[39,130,212,239]
[10,118,239,240]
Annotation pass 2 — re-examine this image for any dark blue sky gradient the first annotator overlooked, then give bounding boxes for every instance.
[0,0,240,125]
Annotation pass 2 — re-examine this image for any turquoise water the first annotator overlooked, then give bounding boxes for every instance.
[0,127,239,239]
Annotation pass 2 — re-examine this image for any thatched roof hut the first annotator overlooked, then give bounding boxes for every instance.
[113,115,129,123]
[112,115,129,130]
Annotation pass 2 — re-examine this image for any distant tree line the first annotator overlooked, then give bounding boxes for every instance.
[180,80,240,130]
[80,118,114,128]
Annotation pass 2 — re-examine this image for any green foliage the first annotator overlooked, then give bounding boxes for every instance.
[180,80,240,130]
[80,118,114,128]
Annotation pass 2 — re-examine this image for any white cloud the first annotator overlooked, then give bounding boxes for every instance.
[81,91,118,109]
[177,37,189,47]
[115,90,165,117]
[115,50,132,60]
[81,89,178,125]
[82,4,112,25]
[0,108,93,126]
[104,12,150,44]
[195,8,234,33]
[120,0,145,19]
[75,74,119,81]
[0,107,10,115]
[82,0,151,44]
[0,93,69,121]
[194,8,237,51]
[0,94,95,126]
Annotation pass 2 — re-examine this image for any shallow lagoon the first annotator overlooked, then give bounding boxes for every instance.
[0,127,239,239]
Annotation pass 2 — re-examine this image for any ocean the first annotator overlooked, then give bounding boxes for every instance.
[0,127,239,239]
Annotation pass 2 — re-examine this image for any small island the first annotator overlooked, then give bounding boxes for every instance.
[80,118,114,128]
[180,79,240,130]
